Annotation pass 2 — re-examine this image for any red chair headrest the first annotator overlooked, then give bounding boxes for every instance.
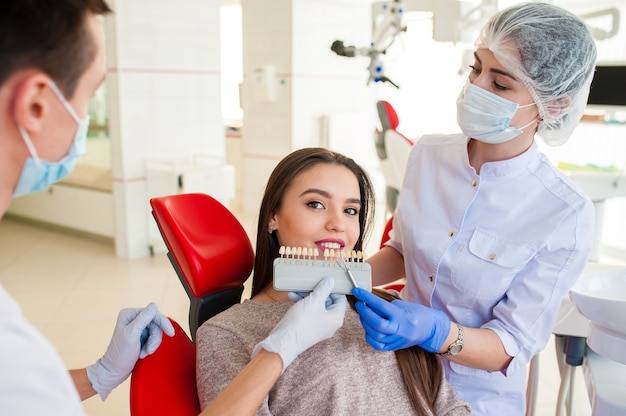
[150,193,254,299]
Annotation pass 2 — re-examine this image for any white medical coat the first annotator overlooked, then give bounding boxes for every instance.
[388,134,594,415]
[0,284,86,415]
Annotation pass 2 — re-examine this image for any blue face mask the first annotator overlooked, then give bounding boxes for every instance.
[456,82,536,144]
[13,81,90,197]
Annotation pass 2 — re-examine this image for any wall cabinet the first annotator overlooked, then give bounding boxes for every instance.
[7,184,114,239]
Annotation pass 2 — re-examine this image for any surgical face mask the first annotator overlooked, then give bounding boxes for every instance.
[456,82,537,144]
[14,81,90,197]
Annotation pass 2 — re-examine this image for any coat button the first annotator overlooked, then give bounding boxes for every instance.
[489,253,497,260]
[448,230,454,237]
[429,274,433,282]
[472,179,477,187]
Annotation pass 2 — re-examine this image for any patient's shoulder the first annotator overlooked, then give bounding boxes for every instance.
[196,300,288,348]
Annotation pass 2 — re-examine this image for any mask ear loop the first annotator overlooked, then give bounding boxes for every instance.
[17,125,42,167]
[48,81,82,124]
[516,117,540,132]
[514,101,540,131]
[48,80,91,158]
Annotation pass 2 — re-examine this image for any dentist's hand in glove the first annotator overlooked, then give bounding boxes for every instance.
[87,302,175,399]
[352,287,450,352]
[253,277,347,372]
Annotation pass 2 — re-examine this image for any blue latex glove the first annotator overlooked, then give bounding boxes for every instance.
[254,277,347,373]
[86,302,175,399]
[352,287,451,352]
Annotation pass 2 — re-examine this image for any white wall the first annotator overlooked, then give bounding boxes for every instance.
[239,0,380,214]
[105,0,225,258]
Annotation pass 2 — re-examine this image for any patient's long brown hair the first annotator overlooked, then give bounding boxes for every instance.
[251,147,443,415]
[361,289,443,415]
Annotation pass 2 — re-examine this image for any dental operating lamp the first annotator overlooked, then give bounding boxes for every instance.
[330,0,407,88]
[331,1,620,89]
[330,0,497,88]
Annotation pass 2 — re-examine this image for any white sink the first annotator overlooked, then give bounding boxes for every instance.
[570,268,626,364]
[565,171,626,202]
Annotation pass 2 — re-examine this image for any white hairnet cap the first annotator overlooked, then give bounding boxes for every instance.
[476,2,597,145]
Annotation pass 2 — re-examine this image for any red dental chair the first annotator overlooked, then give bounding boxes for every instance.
[375,100,415,215]
[130,193,254,416]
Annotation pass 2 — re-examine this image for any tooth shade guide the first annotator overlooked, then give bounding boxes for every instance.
[276,246,364,263]
[273,248,372,294]
[276,246,365,267]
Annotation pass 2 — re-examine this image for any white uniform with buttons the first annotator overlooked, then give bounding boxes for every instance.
[387,133,594,415]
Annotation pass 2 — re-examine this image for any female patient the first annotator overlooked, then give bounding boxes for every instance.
[195,148,471,415]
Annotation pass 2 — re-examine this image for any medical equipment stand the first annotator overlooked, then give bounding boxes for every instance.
[552,263,626,415]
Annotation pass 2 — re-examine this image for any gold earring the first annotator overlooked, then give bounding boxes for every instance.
[268,226,274,234]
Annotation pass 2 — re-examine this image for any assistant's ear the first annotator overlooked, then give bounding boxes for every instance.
[12,72,53,134]
[542,95,572,119]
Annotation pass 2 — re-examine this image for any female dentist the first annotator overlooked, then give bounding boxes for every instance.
[352,2,598,414]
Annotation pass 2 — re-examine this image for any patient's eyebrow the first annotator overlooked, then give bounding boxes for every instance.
[300,188,361,205]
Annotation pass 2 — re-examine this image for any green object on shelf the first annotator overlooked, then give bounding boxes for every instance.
[558,162,622,174]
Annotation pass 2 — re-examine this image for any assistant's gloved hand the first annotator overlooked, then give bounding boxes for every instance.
[86,302,175,400]
[253,277,347,373]
[352,287,450,352]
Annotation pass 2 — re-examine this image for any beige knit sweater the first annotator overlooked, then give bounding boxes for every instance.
[196,300,471,415]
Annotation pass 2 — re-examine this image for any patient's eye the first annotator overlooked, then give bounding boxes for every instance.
[307,201,325,210]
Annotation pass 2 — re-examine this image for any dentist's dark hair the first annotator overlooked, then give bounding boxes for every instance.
[0,0,112,97]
